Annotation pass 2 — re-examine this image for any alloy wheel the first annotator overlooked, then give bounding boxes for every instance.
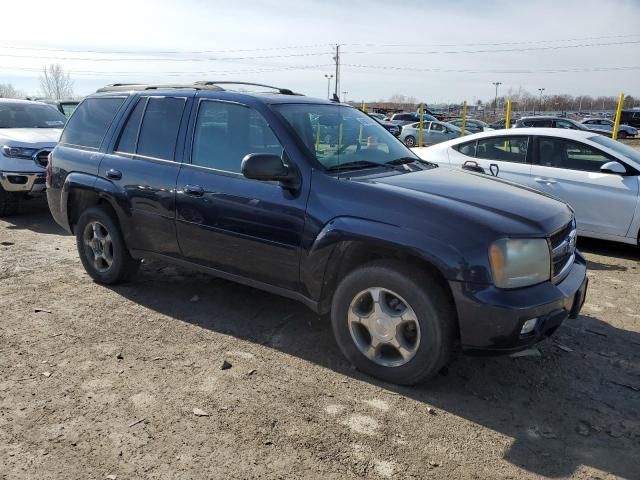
[347,287,421,367]
[83,221,114,273]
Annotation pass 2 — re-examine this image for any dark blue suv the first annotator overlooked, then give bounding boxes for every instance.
[47,82,587,385]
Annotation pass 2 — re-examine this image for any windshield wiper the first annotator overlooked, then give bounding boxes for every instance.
[385,157,438,169]
[326,160,401,172]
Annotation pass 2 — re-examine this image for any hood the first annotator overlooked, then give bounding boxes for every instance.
[0,128,62,146]
[367,167,572,236]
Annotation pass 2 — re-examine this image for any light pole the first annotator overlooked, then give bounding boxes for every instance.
[324,74,333,100]
[492,81,502,115]
[537,88,545,114]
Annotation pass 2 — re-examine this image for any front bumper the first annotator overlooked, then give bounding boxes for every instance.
[451,252,588,354]
[0,171,47,194]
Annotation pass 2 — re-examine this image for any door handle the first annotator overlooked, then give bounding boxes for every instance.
[183,185,204,197]
[106,169,122,180]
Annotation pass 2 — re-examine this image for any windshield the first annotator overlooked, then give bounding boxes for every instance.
[275,104,419,170]
[0,103,67,128]
[589,135,640,165]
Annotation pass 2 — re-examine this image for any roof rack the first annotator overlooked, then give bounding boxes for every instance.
[96,81,302,95]
[193,81,301,96]
[95,83,224,93]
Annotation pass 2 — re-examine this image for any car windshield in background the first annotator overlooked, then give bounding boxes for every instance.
[0,103,67,128]
[275,104,419,171]
[589,135,640,164]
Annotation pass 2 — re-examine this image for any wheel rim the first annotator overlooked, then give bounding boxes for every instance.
[405,137,415,147]
[347,287,421,367]
[83,221,114,273]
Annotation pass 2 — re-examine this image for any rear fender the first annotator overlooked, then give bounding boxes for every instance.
[62,173,132,241]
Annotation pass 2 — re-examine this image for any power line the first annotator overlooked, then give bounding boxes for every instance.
[345,33,640,48]
[342,64,640,74]
[341,40,640,56]
[1,33,638,56]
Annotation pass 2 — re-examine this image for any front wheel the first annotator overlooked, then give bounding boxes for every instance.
[330,260,456,385]
[75,207,140,284]
[404,136,416,147]
[617,131,627,139]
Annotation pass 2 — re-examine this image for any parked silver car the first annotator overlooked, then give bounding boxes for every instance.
[580,118,638,138]
[399,121,468,147]
[447,118,493,134]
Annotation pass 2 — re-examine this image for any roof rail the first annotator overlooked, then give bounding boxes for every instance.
[194,81,301,95]
[96,81,302,95]
[95,83,225,93]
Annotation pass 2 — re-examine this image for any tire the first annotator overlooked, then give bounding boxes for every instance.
[75,207,140,284]
[404,136,416,147]
[0,185,20,217]
[617,131,627,139]
[330,260,456,385]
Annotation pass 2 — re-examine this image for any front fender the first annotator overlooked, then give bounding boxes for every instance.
[301,215,472,311]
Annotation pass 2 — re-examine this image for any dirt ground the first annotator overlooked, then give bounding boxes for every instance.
[1,201,639,480]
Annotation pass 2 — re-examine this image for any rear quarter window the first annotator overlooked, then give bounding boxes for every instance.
[60,97,125,150]
[453,140,476,157]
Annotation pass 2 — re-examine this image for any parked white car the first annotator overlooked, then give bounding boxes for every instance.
[399,121,469,147]
[0,99,65,216]
[412,128,640,245]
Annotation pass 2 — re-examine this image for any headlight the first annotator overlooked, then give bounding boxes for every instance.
[489,238,550,289]
[2,145,39,159]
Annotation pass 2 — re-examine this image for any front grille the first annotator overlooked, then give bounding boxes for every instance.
[551,219,577,283]
[35,150,50,167]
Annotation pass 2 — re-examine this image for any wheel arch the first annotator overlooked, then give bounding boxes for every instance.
[306,216,459,338]
[62,173,129,238]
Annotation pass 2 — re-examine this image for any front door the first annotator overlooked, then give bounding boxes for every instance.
[175,99,307,291]
[529,136,639,237]
[99,95,189,256]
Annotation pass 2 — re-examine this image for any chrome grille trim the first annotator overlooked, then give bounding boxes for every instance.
[32,149,51,168]
[551,219,577,284]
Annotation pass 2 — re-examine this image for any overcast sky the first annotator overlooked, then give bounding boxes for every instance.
[1,0,638,102]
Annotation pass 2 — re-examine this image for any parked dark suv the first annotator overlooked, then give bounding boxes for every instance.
[47,82,588,385]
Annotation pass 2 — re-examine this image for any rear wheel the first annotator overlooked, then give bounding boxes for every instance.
[404,136,416,147]
[75,207,140,284]
[330,260,456,385]
[0,185,20,217]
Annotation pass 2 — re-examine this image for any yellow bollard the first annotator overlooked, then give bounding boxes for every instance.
[418,103,424,147]
[361,101,366,113]
[460,101,467,137]
[612,93,625,140]
[505,98,512,129]
[315,123,321,150]
[338,123,343,150]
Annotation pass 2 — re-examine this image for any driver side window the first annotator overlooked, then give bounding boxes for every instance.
[537,137,613,172]
[191,101,283,173]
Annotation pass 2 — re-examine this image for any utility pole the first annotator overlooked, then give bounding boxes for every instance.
[333,44,340,100]
[537,87,545,114]
[324,74,333,100]
[492,82,502,116]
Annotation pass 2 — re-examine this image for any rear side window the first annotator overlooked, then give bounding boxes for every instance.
[453,140,476,157]
[136,97,186,160]
[60,97,125,149]
[115,99,146,154]
[476,136,529,163]
[191,100,283,173]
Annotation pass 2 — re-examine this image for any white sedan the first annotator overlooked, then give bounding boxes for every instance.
[412,128,640,246]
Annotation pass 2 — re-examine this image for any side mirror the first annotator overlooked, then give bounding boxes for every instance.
[241,153,299,187]
[600,161,626,175]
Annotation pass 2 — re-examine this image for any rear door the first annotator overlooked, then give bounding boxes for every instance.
[529,136,639,236]
[448,135,532,185]
[175,98,307,291]
[100,95,189,256]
